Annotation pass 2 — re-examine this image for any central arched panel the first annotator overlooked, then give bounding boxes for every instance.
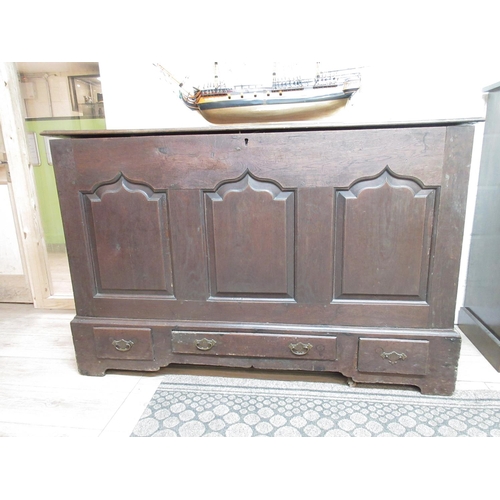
[205,172,295,299]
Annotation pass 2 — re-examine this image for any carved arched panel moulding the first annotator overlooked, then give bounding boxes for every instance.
[204,171,295,299]
[82,173,174,296]
[333,168,437,302]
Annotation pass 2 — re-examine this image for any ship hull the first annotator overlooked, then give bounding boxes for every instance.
[194,89,355,124]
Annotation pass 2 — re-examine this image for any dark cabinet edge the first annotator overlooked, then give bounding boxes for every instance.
[71,315,461,338]
[40,118,484,139]
[457,307,500,372]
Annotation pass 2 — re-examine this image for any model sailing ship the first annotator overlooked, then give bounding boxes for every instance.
[156,63,362,124]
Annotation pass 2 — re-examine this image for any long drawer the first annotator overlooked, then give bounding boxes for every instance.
[171,329,338,361]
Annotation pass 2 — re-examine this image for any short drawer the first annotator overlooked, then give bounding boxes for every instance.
[94,326,154,360]
[357,338,429,375]
[171,330,337,361]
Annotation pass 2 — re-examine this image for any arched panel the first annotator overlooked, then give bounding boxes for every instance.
[83,174,173,296]
[205,172,295,299]
[334,169,436,301]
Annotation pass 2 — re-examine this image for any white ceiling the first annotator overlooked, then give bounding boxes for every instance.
[16,62,99,75]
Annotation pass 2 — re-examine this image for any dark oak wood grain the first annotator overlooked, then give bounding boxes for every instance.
[84,175,173,295]
[334,169,437,301]
[48,121,476,395]
[205,172,294,298]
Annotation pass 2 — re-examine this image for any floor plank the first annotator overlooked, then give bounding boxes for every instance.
[0,356,143,391]
[0,384,133,431]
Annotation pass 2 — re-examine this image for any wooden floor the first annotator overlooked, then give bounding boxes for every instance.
[1,302,500,437]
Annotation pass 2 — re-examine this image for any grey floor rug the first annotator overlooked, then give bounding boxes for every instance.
[131,374,500,437]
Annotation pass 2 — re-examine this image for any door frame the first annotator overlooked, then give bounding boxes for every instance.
[0,62,74,309]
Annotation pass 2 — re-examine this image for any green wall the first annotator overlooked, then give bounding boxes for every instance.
[24,118,106,247]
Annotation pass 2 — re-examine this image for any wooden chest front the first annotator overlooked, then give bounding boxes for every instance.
[49,122,475,395]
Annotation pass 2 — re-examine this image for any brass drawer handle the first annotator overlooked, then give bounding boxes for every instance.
[289,342,313,356]
[381,350,408,364]
[195,338,217,351]
[112,339,135,352]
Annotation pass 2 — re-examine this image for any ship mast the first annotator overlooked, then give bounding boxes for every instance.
[153,63,198,108]
[214,62,219,89]
[154,63,184,87]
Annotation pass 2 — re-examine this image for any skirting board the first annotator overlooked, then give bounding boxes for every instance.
[458,307,500,372]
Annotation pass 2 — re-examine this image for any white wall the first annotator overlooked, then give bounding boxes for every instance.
[99,60,497,129]
[16,63,102,119]
[21,74,76,118]
[0,184,24,275]
[99,62,209,129]
[0,124,24,276]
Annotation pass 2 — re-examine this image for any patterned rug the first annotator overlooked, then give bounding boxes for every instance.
[130,374,500,437]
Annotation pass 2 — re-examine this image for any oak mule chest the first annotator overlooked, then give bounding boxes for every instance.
[47,120,476,395]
